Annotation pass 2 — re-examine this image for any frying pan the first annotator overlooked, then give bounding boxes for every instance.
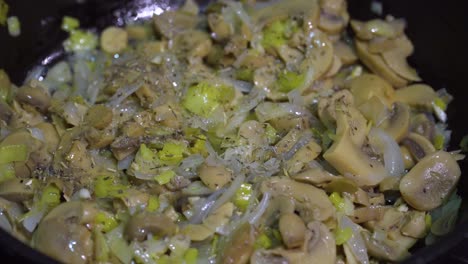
[0,0,468,263]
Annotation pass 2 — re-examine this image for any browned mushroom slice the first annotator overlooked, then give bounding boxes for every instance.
[355,40,408,87]
[400,151,461,211]
[0,178,34,202]
[207,13,233,41]
[381,36,421,82]
[324,55,343,78]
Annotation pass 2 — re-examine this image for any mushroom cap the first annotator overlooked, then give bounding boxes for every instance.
[400,151,461,211]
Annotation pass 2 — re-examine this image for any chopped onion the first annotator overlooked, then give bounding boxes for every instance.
[340,215,370,264]
[117,154,135,170]
[28,127,45,142]
[106,81,143,108]
[211,174,246,212]
[189,188,225,224]
[282,131,313,161]
[369,128,405,177]
[255,102,310,122]
[22,209,45,232]
[247,192,271,226]
[176,154,205,178]
[0,212,12,233]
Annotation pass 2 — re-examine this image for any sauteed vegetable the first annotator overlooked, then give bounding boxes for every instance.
[0,0,463,263]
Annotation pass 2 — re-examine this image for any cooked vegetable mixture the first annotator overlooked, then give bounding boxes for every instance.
[0,0,464,263]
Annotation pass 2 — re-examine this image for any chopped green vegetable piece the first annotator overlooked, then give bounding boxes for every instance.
[233,183,252,211]
[184,248,198,264]
[139,144,157,161]
[39,184,61,210]
[460,135,468,152]
[277,71,305,93]
[146,196,160,212]
[94,229,110,262]
[329,192,345,212]
[0,144,28,164]
[61,16,80,32]
[433,97,447,111]
[63,29,98,52]
[255,233,272,249]
[154,170,176,185]
[210,234,219,256]
[182,82,234,117]
[0,163,15,183]
[190,136,208,157]
[94,175,127,198]
[95,212,119,232]
[334,227,352,245]
[433,134,445,150]
[0,0,8,25]
[261,19,297,51]
[7,16,20,37]
[236,67,254,82]
[158,142,186,165]
[264,123,279,144]
[425,214,432,229]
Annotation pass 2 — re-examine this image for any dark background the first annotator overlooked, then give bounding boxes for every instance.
[1,0,468,263]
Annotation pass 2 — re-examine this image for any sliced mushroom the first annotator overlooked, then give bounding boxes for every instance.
[351,206,387,224]
[381,35,421,82]
[203,202,234,233]
[400,145,415,170]
[367,37,397,53]
[208,13,232,41]
[323,107,387,186]
[279,213,307,249]
[0,178,34,202]
[324,55,343,78]
[355,40,408,87]
[394,84,437,109]
[291,167,337,186]
[100,27,128,54]
[198,163,232,190]
[221,222,257,264]
[402,132,436,161]
[84,105,113,130]
[378,102,410,142]
[401,211,427,238]
[400,151,461,211]
[65,140,93,170]
[319,12,347,35]
[15,85,51,113]
[34,201,97,264]
[153,11,199,39]
[182,224,213,241]
[261,177,335,222]
[110,136,139,160]
[173,30,212,58]
[358,96,389,127]
[251,221,336,264]
[410,114,436,141]
[299,30,334,83]
[253,0,320,31]
[348,73,395,108]
[238,120,267,147]
[124,211,177,241]
[286,140,322,175]
[361,230,411,262]
[333,41,357,65]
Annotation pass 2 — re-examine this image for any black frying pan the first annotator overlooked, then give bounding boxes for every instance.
[1,0,468,263]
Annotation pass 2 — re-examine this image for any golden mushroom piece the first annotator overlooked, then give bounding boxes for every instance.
[100,26,128,54]
[400,151,461,211]
[251,221,336,264]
